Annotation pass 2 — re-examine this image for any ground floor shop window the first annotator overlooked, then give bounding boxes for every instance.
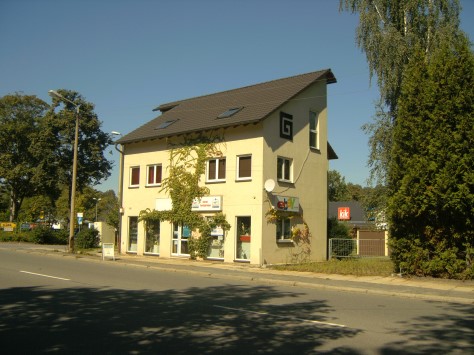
[236,216,251,260]
[128,216,138,252]
[172,222,190,256]
[145,219,160,254]
[207,220,225,259]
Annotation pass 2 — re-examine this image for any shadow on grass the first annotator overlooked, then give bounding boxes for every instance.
[0,284,361,354]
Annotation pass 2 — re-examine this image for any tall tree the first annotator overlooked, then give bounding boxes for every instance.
[46,90,113,226]
[0,93,49,221]
[340,0,463,183]
[388,33,474,278]
[328,170,350,201]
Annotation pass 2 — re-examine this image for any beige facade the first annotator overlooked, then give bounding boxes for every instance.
[118,70,336,265]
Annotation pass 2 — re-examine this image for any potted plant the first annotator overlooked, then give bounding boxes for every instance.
[239,223,251,242]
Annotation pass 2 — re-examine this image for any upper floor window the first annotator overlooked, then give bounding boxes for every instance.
[309,111,319,149]
[237,155,252,181]
[129,166,140,187]
[276,218,291,242]
[207,158,226,182]
[147,164,162,186]
[277,157,292,182]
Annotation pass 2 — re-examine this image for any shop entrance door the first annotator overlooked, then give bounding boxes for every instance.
[172,222,190,256]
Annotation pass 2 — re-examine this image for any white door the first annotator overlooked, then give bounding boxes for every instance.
[172,222,190,256]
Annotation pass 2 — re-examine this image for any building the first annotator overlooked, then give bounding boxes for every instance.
[328,201,368,229]
[116,69,338,265]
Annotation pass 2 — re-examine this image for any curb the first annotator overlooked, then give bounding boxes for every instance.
[3,246,473,305]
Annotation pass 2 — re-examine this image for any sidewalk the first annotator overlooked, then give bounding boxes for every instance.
[110,252,473,304]
[3,242,473,304]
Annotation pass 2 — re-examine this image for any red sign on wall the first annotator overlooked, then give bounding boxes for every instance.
[338,207,351,220]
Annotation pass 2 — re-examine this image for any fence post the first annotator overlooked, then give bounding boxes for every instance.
[356,229,360,256]
[328,239,332,260]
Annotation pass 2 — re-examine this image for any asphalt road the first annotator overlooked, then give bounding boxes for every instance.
[0,248,473,354]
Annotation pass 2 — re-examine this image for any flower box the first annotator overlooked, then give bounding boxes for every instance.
[239,235,251,243]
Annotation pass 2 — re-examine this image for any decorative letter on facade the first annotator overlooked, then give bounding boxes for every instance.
[280,112,293,141]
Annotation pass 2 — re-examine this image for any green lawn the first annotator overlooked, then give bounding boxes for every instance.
[270,258,395,277]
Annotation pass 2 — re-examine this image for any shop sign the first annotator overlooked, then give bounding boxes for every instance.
[191,196,222,212]
[338,207,351,220]
[211,226,224,237]
[0,222,16,232]
[275,196,299,212]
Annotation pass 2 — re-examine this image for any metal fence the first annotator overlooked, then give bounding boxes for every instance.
[329,238,389,259]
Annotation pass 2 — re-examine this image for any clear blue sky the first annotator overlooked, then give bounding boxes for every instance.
[1,0,473,192]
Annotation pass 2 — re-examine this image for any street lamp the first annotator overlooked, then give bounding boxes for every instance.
[48,90,80,252]
[93,197,101,222]
[111,131,123,253]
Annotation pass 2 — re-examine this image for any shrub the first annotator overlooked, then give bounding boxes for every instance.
[30,226,55,244]
[74,228,99,250]
[327,217,354,258]
[0,230,29,242]
[390,237,474,279]
[50,229,68,245]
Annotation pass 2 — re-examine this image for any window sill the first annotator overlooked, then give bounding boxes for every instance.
[206,180,226,184]
[234,259,251,263]
[236,178,252,182]
[277,179,294,185]
[145,184,162,188]
[128,185,139,189]
[277,239,294,244]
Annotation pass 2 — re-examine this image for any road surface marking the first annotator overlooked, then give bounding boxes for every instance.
[20,270,70,281]
[214,305,346,328]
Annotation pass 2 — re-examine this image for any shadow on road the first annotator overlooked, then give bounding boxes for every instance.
[1,284,360,354]
[380,301,474,354]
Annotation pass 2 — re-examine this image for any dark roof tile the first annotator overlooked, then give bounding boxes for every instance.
[118,69,336,144]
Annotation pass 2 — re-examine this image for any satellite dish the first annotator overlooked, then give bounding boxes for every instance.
[264,179,275,193]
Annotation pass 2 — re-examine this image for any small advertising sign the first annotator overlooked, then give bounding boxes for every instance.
[0,222,16,232]
[191,196,222,212]
[102,243,115,260]
[77,212,83,225]
[338,207,351,220]
[275,196,299,212]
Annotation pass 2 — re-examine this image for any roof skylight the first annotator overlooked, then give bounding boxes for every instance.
[155,119,178,130]
[217,107,243,119]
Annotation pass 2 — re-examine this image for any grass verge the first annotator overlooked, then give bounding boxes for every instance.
[270,257,395,277]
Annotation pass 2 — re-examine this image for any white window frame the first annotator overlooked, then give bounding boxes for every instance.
[277,157,292,183]
[146,164,162,186]
[309,110,319,150]
[236,154,252,181]
[276,217,292,242]
[206,157,226,182]
[129,166,140,187]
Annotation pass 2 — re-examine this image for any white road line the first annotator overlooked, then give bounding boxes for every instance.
[20,270,70,281]
[214,305,346,328]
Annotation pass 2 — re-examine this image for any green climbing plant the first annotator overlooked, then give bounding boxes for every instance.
[139,133,231,259]
[265,205,312,264]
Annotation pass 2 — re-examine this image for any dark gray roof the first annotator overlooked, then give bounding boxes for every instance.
[118,69,336,144]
